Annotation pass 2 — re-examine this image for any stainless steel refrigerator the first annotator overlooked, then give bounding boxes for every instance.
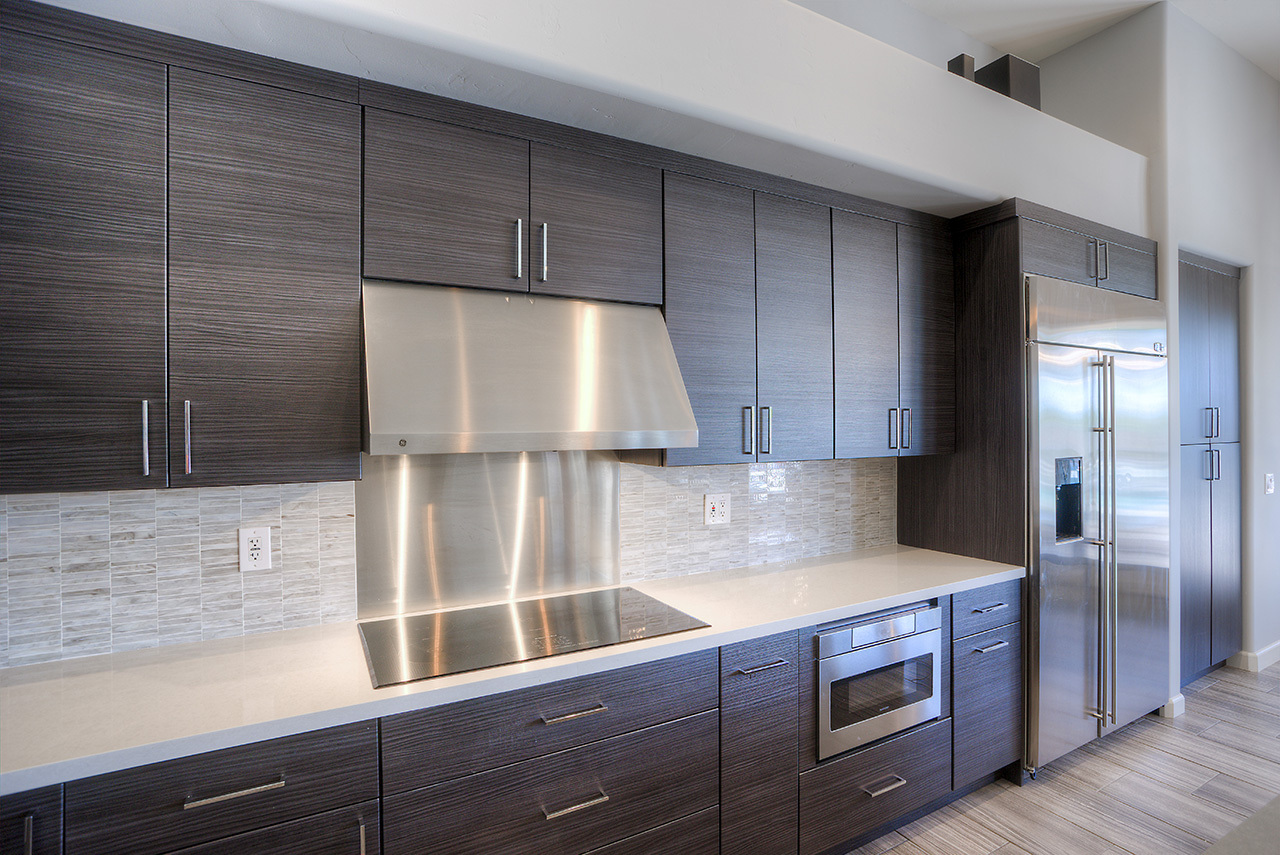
[1024,274,1170,774]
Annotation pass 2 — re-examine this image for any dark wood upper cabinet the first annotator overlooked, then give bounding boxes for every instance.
[833,211,900,458]
[1098,240,1157,299]
[167,68,362,487]
[897,224,956,456]
[720,631,799,855]
[363,108,530,292]
[755,192,835,463]
[1207,270,1240,443]
[1020,218,1096,287]
[0,30,167,494]
[529,143,662,304]
[1179,257,1240,445]
[663,173,758,466]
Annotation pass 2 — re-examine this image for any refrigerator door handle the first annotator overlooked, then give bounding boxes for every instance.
[1091,355,1109,725]
[1108,355,1118,726]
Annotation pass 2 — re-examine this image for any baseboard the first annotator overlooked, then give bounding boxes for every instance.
[1160,694,1186,718]
[1228,638,1280,672]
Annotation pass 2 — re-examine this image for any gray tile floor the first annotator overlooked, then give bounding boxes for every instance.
[853,663,1280,855]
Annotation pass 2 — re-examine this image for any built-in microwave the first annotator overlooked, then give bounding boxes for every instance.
[816,604,943,761]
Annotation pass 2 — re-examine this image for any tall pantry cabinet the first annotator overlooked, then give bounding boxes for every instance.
[1178,251,1243,684]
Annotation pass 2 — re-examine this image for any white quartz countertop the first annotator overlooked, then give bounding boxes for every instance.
[0,545,1023,795]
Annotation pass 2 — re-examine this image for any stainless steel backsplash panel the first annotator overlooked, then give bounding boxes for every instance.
[356,451,620,618]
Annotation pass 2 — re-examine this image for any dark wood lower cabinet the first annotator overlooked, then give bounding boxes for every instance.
[720,631,799,855]
[582,806,719,855]
[383,711,718,855]
[798,719,952,855]
[952,623,1022,789]
[0,785,61,855]
[166,801,379,855]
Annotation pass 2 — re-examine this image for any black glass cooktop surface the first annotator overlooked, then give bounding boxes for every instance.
[358,587,709,688]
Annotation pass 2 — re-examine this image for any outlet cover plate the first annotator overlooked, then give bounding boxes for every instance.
[1267,473,1275,495]
[704,493,730,526]
[239,526,272,572]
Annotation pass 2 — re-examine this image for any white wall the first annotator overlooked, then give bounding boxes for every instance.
[793,0,1002,69]
[47,0,1148,228]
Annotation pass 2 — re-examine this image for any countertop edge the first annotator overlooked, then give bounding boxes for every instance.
[1,555,1024,795]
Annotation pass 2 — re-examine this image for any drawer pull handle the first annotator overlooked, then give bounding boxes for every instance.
[540,703,609,725]
[358,818,367,855]
[975,640,1010,654]
[973,602,1009,614]
[183,776,286,809]
[862,775,908,798]
[23,813,34,855]
[543,790,610,820]
[734,658,791,676]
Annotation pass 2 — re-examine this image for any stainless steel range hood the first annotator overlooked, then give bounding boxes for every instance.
[362,281,698,454]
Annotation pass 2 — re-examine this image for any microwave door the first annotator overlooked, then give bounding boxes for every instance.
[1027,342,1104,771]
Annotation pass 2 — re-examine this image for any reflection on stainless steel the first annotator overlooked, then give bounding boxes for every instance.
[1025,275,1169,773]
[361,281,698,454]
[356,451,620,618]
[357,587,709,688]
[816,607,943,760]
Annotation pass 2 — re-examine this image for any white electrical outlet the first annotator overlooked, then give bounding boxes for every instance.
[239,526,272,572]
[704,493,730,526]
[1267,474,1276,495]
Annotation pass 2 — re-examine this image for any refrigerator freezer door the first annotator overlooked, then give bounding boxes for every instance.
[1027,342,1104,770]
[1108,350,1170,730]
[1028,274,1167,355]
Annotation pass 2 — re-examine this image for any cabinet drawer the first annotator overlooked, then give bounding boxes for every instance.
[1,785,61,855]
[952,579,1022,639]
[384,710,719,855]
[65,721,378,855]
[381,647,718,793]
[799,719,951,855]
[581,806,719,855]
[166,801,379,855]
[953,623,1023,789]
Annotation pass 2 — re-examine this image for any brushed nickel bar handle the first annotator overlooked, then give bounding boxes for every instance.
[183,776,285,810]
[183,400,192,475]
[862,775,907,798]
[540,222,549,282]
[975,640,1010,654]
[1214,448,1222,481]
[1099,242,1110,281]
[734,658,790,676]
[888,408,899,450]
[743,406,756,455]
[141,400,150,476]
[972,602,1009,614]
[1088,239,1098,279]
[543,790,609,820]
[1214,406,1221,438]
[515,219,523,279]
[540,702,608,725]
[1204,407,1215,439]
[901,407,912,449]
[358,819,367,855]
[760,406,772,455]
[23,813,33,855]
[1204,448,1215,481]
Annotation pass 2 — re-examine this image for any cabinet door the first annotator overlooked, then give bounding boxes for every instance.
[1098,242,1157,299]
[1,785,61,855]
[1208,271,1240,443]
[720,632,799,855]
[953,623,1022,789]
[663,173,757,466]
[1211,443,1242,665]
[1179,445,1213,683]
[529,144,662,304]
[363,109,529,291]
[897,225,956,456]
[1178,261,1214,443]
[1020,219,1095,286]
[0,31,167,493]
[833,211,900,458]
[167,69,362,486]
[755,193,834,462]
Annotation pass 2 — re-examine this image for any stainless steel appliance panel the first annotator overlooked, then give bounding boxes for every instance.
[356,451,620,618]
[1028,274,1167,355]
[1027,342,1104,770]
[362,281,698,454]
[1109,350,1170,729]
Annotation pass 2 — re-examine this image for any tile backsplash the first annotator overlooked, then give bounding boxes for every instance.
[0,483,356,668]
[1,458,896,667]
[619,458,896,581]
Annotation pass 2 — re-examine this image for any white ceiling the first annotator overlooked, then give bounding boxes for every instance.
[899,0,1280,80]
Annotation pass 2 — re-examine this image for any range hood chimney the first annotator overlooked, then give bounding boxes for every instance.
[362,281,698,454]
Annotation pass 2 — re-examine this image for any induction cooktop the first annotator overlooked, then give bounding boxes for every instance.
[357,587,709,688]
